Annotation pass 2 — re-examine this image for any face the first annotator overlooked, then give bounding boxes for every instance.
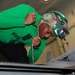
[39,23,54,39]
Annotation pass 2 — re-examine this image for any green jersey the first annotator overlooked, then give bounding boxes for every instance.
[0,4,46,63]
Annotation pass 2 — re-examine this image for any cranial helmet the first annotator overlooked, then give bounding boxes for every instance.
[42,10,69,40]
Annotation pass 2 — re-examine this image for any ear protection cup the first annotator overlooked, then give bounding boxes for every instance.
[42,13,52,20]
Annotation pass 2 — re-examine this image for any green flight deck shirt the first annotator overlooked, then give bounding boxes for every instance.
[0,4,46,63]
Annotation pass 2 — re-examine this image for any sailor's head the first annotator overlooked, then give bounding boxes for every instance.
[39,10,69,40]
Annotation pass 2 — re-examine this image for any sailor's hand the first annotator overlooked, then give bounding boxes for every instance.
[25,12,36,25]
[32,36,41,47]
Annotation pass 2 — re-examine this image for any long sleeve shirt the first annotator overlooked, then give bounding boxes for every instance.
[0,4,46,63]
